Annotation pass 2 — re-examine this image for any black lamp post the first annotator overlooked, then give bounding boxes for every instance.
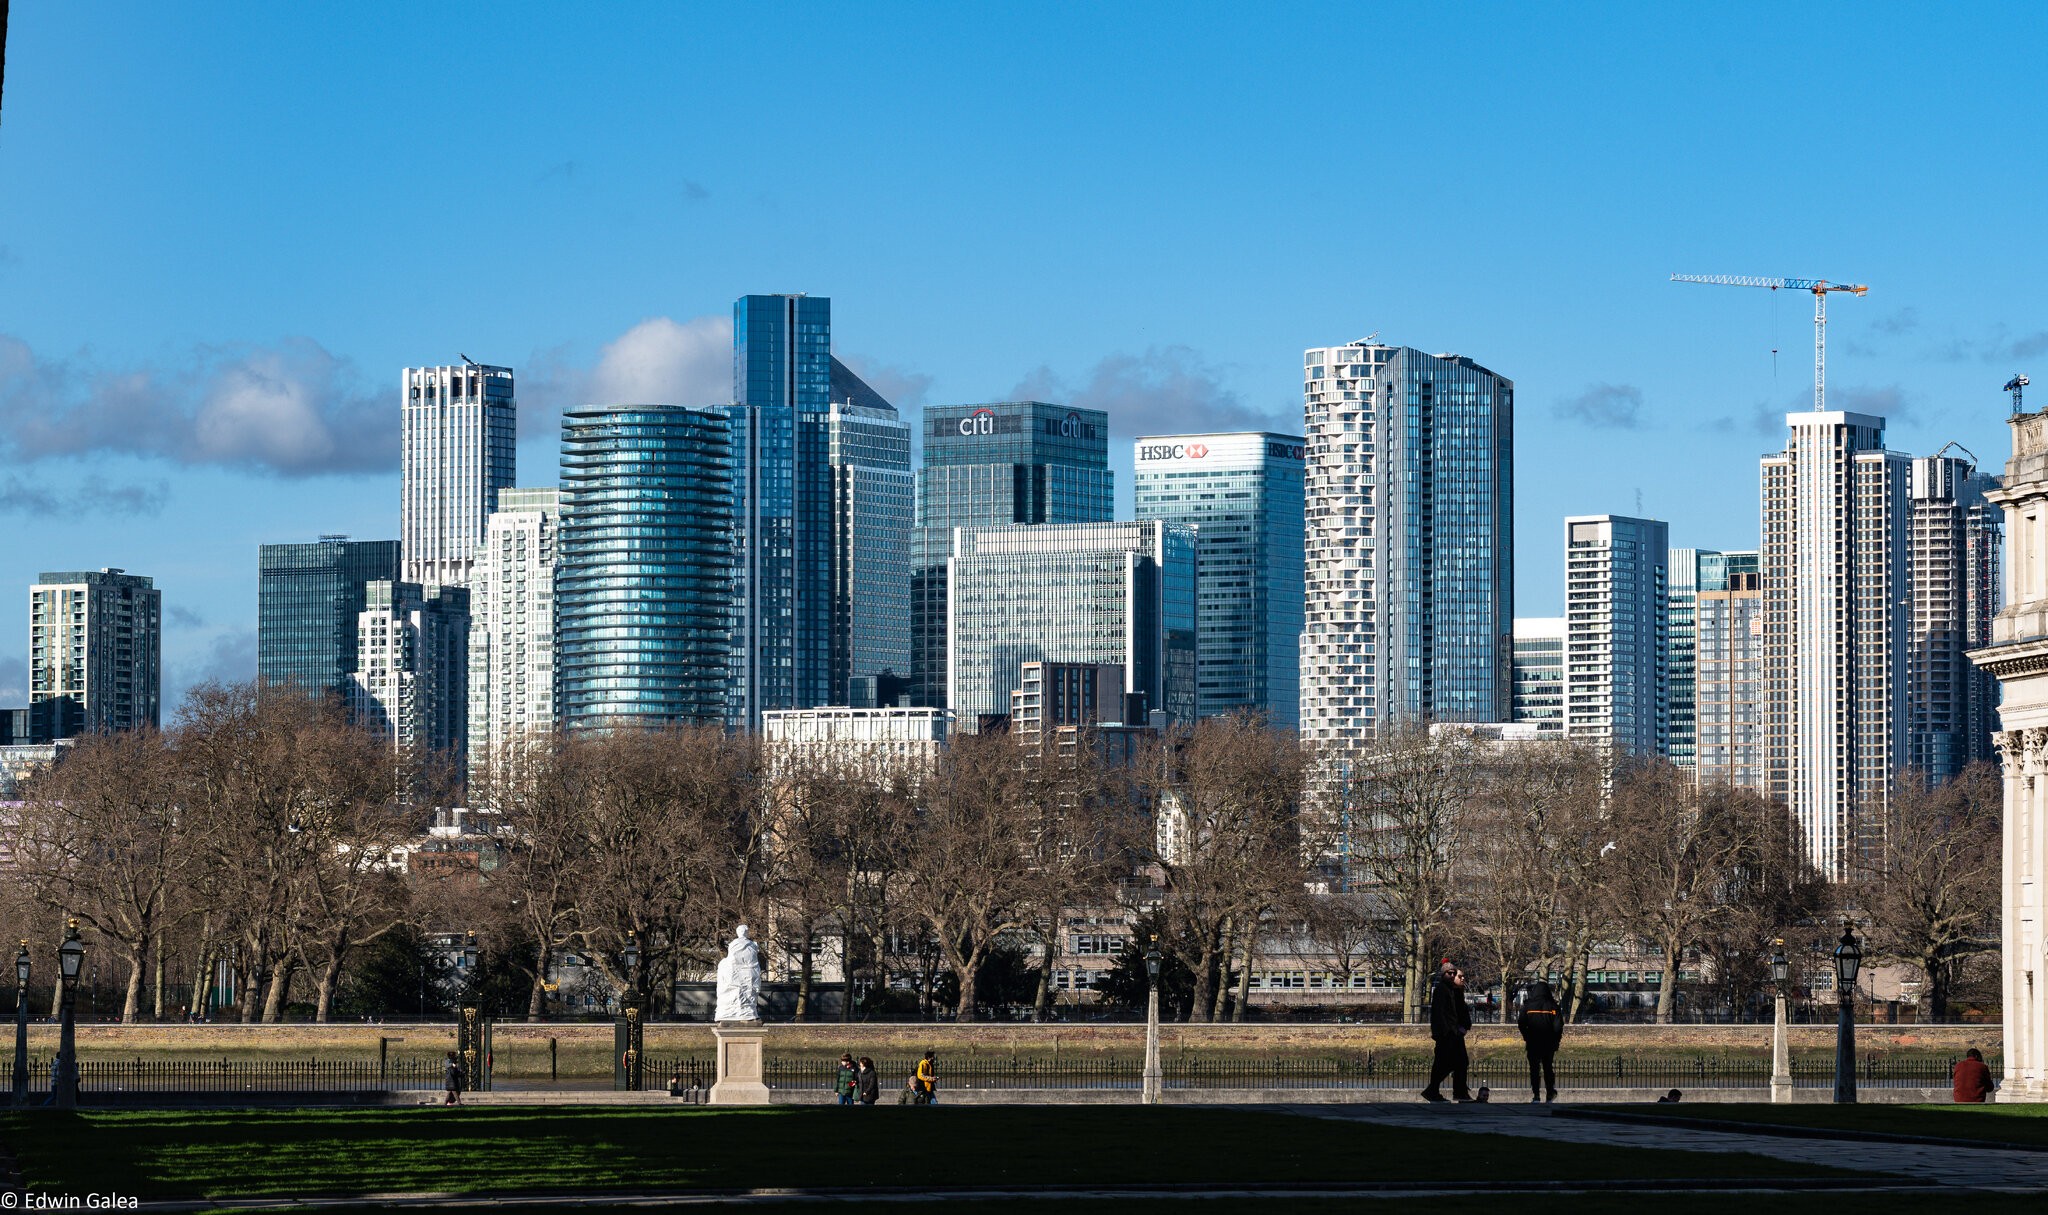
[620,930,643,1092]
[458,931,481,1096]
[1832,922,1862,1104]
[622,930,642,1012]
[54,921,85,1110]
[12,941,29,1108]
[1141,934,1162,1105]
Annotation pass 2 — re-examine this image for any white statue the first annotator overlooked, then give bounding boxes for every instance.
[714,924,763,1022]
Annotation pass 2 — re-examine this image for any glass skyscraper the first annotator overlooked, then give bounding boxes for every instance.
[401,361,516,588]
[946,520,1195,729]
[1133,431,1304,726]
[1510,617,1565,736]
[558,405,733,729]
[820,398,913,705]
[912,402,1114,708]
[1563,514,1668,755]
[1907,454,2002,781]
[1693,551,1763,791]
[257,536,402,698]
[1301,344,1514,750]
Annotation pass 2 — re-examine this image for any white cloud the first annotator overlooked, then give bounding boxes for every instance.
[588,316,733,407]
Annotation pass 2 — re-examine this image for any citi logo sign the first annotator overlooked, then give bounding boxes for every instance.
[1139,442,1209,461]
[958,408,996,436]
[1059,411,1086,438]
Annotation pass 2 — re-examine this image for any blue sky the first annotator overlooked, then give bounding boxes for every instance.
[2,3,2045,711]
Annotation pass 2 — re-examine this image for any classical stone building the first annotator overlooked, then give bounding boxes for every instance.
[1969,406,2048,1101]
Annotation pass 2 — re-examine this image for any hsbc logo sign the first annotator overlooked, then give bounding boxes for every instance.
[1139,442,1209,461]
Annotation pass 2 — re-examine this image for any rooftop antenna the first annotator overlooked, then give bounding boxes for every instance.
[2005,373,2030,415]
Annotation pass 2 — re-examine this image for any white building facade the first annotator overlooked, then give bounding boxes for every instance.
[351,580,470,760]
[1564,515,1668,756]
[1968,406,2048,1101]
[1761,410,1909,881]
[401,362,516,588]
[1134,431,1305,725]
[762,706,952,777]
[467,488,559,802]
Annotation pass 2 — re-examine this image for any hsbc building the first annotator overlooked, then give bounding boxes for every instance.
[1133,430,1306,726]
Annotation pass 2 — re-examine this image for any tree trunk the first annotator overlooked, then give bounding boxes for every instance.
[795,929,814,1023]
[1032,921,1057,1023]
[1209,918,1233,1023]
[314,960,340,1023]
[1187,935,1220,1025]
[1500,967,1513,1024]
[1655,936,1681,1024]
[262,958,293,1022]
[954,954,979,1023]
[1232,923,1255,1023]
[152,928,166,1021]
[1921,950,1947,1021]
[1565,924,1594,1023]
[121,945,146,1023]
[528,941,549,1021]
[841,923,857,1023]
[237,937,265,1024]
[188,915,213,1020]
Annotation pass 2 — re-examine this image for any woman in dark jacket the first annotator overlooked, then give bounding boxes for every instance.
[856,1056,880,1105]
[1517,981,1564,1103]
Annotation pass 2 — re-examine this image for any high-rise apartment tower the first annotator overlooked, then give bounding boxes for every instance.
[1907,453,2002,781]
[1761,410,1909,881]
[558,405,734,729]
[1510,617,1565,736]
[350,580,469,759]
[401,362,516,588]
[1693,550,1764,790]
[1301,344,1514,748]
[467,488,559,801]
[28,568,161,741]
[1563,515,1668,755]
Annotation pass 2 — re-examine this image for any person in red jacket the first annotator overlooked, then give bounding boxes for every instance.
[1953,1048,1996,1103]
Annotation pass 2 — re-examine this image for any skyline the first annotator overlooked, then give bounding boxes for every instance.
[3,4,2045,711]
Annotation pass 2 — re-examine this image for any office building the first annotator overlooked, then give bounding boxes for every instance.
[1009,661,1130,741]
[1907,454,2002,781]
[558,405,733,730]
[349,580,469,758]
[946,521,1195,730]
[1134,432,1305,725]
[1761,410,1910,881]
[28,568,161,740]
[728,294,893,725]
[467,488,560,801]
[1510,617,1565,737]
[258,537,403,698]
[912,402,1114,708]
[1667,549,1713,772]
[1563,515,1668,755]
[1694,551,1764,790]
[401,362,516,588]
[1301,344,1514,749]
[817,398,914,705]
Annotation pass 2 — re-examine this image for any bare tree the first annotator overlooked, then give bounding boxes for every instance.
[894,731,1041,1021]
[1862,763,2002,1019]
[13,728,190,1021]
[1344,727,1479,1023]
[1145,714,1311,1023]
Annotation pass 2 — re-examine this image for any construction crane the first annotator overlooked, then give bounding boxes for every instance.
[2006,373,2030,415]
[1670,274,1868,412]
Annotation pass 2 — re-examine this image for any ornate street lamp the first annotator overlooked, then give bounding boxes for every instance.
[54,921,85,1110]
[458,931,482,1096]
[1768,939,1791,1102]
[1141,935,1163,1105]
[620,930,644,1092]
[1832,922,1862,1104]
[12,941,29,1108]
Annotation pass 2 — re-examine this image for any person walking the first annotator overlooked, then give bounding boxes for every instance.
[856,1056,880,1106]
[1517,980,1564,1103]
[915,1049,938,1105]
[1953,1048,1996,1103]
[835,1053,859,1105]
[443,1050,465,1107]
[1421,962,1474,1103]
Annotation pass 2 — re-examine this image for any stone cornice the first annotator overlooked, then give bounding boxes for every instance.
[1972,635,2048,677]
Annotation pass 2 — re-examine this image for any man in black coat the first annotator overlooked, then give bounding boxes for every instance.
[1422,962,1474,1102]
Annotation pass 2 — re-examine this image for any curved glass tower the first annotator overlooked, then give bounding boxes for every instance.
[558,405,734,729]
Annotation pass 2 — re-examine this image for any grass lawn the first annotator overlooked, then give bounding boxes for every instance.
[1579,1102,2048,1149]
[0,1106,1850,1202]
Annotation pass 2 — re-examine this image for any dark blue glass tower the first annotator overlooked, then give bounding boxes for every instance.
[729,294,834,726]
[257,536,402,698]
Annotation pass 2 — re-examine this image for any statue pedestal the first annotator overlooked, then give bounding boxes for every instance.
[709,1022,770,1105]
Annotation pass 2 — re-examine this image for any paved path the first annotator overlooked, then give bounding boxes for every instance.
[1275,1104,2048,1191]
